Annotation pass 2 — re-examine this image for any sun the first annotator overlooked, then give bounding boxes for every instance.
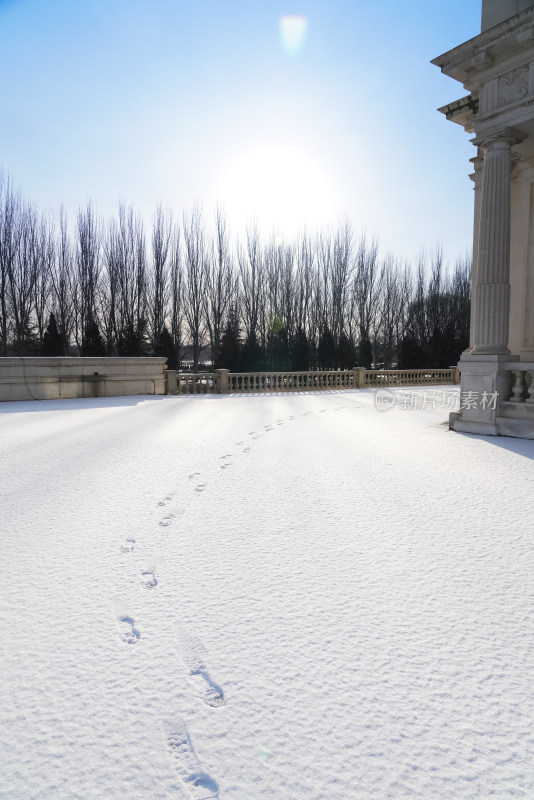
[217,144,340,237]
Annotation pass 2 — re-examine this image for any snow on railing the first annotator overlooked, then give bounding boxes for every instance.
[170,368,459,395]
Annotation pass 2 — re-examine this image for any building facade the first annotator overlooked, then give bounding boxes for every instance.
[433,0,534,437]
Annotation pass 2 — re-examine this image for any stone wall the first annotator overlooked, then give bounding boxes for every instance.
[0,358,167,402]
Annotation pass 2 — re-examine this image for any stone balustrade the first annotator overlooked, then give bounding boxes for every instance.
[364,368,458,387]
[228,371,358,392]
[175,372,221,394]
[483,362,534,438]
[167,367,460,395]
[0,362,460,403]
[500,363,534,406]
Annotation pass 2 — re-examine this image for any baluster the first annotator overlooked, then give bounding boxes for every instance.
[527,371,534,404]
[511,370,525,402]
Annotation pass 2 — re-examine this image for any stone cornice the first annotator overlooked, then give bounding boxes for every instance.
[0,357,168,367]
[437,94,479,132]
[432,7,534,84]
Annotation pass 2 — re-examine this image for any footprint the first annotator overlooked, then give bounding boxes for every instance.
[189,472,201,480]
[248,431,255,436]
[276,419,283,423]
[167,721,219,799]
[303,411,312,416]
[252,434,263,440]
[264,425,273,431]
[177,632,224,708]
[141,569,157,590]
[242,447,250,454]
[120,538,135,553]
[189,670,225,708]
[158,495,174,507]
[160,513,175,528]
[235,440,244,446]
[289,415,295,420]
[195,484,206,493]
[118,616,140,645]
[319,409,326,413]
[219,464,231,470]
[220,454,232,459]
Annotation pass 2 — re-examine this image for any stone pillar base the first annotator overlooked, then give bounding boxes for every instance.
[449,352,517,435]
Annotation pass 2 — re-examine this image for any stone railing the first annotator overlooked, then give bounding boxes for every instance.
[167,367,460,395]
[502,363,534,404]
[175,372,221,394]
[228,371,358,392]
[486,361,534,438]
[364,368,458,386]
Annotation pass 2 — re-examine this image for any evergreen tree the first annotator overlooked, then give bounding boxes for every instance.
[216,308,241,371]
[336,332,356,370]
[291,327,310,371]
[82,314,106,356]
[317,325,335,370]
[118,320,147,357]
[41,313,65,356]
[358,336,373,368]
[154,325,177,370]
[266,315,289,371]
[398,335,425,369]
[241,332,266,371]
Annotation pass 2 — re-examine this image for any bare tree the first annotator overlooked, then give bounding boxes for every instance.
[149,205,172,347]
[375,255,403,368]
[183,206,206,370]
[204,206,235,364]
[169,223,183,364]
[238,222,264,343]
[0,174,21,355]
[76,203,102,352]
[50,208,76,353]
[32,213,54,349]
[353,235,380,365]
[8,202,38,353]
[103,204,147,355]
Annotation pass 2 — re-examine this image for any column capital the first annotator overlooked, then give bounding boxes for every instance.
[471,127,525,150]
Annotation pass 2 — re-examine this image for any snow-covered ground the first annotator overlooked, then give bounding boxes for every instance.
[1,387,534,799]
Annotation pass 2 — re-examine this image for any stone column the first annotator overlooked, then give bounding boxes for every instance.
[216,368,229,393]
[472,133,518,354]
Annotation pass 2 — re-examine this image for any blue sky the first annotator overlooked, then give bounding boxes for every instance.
[0,0,480,262]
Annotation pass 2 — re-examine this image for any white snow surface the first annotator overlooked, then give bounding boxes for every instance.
[1,388,534,799]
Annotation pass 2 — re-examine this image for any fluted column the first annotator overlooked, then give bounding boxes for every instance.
[472,134,517,354]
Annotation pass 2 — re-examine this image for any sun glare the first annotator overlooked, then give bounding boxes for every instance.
[218,145,340,238]
[279,15,308,56]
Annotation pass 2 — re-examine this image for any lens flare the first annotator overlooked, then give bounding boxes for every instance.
[279,15,308,56]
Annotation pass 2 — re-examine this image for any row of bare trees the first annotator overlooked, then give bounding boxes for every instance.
[0,173,470,369]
